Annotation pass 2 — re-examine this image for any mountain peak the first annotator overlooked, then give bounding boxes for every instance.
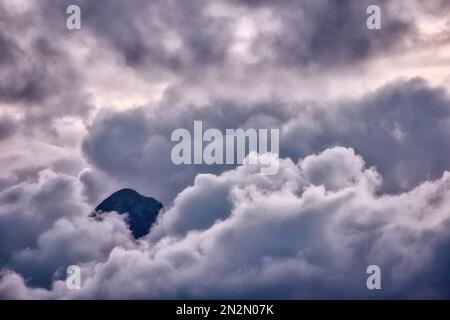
[93,188,163,238]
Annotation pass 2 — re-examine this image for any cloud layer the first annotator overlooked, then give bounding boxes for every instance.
[2,148,450,299]
[1,0,450,299]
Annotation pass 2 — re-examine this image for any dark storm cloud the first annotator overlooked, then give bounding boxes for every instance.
[42,0,233,72]
[0,171,85,264]
[0,115,17,140]
[82,78,450,202]
[0,0,420,136]
[0,0,449,299]
[0,170,134,288]
[282,78,450,193]
[3,147,450,299]
[0,1,93,196]
[235,0,414,67]
[0,32,48,104]
[0,2,91,124]
[39,0,416,75]
[0,0,421,120]
[81,98,290,202]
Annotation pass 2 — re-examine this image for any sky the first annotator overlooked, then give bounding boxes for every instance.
[0,0,450,299]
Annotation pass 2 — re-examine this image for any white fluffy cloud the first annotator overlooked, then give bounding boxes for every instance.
[1,0,450,299]
[2,147,450,299]
[0,170,136,289]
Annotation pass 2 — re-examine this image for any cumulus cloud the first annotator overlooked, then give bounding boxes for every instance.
[82,78,450,202]
[0,170,135,288]
[1,0,450,300]
[282,78,450,193]
[2,148,450,299]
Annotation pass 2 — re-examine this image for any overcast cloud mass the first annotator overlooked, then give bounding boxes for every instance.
[0,0,450,299]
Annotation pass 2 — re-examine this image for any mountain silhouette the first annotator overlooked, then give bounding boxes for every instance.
[93,188,163,238]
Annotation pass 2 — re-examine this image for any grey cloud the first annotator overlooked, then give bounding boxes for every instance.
[39,0,416,77]
[10,214,133,289]
[0,115,17,140]
[0,271,34,299]
[0,2,93,203]
[300,147,369,191]
[0,169,135,288]
[0,165,43,192]
[0,2,92,126]
[282,78,450,193]
[0,171,87,265]
[3,147,450,299]
[1,0,449,300]
[82,107,181,202]
[149,156,303,240]
[44,0,233,72]
[81,97,293,202]
[82,78,450,202]
[79,168,115,205]
[235,0,414,67]
[415,0,450,15]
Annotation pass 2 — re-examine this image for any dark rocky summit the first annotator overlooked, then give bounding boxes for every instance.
[93,188,163,238]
